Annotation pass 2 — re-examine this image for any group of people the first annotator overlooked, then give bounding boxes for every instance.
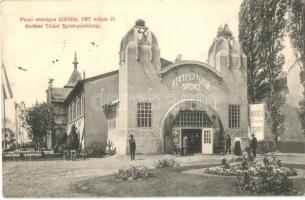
[128,132,259,161]
[224,133,257,157]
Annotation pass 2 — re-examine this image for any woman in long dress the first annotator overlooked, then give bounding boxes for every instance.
[234,133,242,156]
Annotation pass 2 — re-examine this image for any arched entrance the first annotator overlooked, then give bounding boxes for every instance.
[160,99,224,154]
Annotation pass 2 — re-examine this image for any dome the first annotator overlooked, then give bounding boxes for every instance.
[208,36,246,72]
[119,19,159,64]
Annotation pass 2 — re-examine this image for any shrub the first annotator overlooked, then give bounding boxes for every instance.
[221,158,227,165]
[236,155,297,195]
[257,141,271,154]
[67,126,79,151]
[86,142,105,157]
[205,156,297,178]
[105,140,116,156]
[245,146,253,161]
[154,157,181,169]
[237,166,296,195]
[115,165,154,181]
[19,153,25,159]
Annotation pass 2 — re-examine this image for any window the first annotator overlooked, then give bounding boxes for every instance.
[137,102,152,127]
[203,132,211,144]
[69,105,72,122]
[68,106,70,122]
[229,105,240,128]
[76,99,79,117]
[77,98,81,117]
[174,111,211,127]
[71,103,75,120]
[80,94,84,115]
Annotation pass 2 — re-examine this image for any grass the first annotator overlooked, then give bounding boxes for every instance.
[72,165,247,197]
[72,164,305,197]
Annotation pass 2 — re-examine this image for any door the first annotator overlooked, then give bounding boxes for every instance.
[181,129,202,154]
[202,128,213,154]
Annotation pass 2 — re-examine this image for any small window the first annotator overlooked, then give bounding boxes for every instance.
[203,132,211,144]
[229,105,240,128]
[137,102,152,128]
[174,111,211,127]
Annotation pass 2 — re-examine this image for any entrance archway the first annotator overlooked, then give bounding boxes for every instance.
[160,99,224,154]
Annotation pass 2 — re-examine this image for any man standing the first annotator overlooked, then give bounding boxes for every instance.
[225,134,231,154]
[251,134,257,158]
[129,135,136,160]
[182,135,188,156]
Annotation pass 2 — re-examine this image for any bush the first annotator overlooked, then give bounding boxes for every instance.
[205,156,297,177]
[245,146,253,161]
[67,126,79,151]
[237,167,296,195]
[115,165,154,181]
[236,156,297,195]
[19,153,25,159]
[105,140,116,156]
[86,142,105,157]
[257,141,271,154]
[221,158,227,165]
[154,157,181,169]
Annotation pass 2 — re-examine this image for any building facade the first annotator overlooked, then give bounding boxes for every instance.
[48,20,249,155]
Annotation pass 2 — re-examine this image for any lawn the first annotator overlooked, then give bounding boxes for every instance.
[72,165,247,197]
[72,164,305,197]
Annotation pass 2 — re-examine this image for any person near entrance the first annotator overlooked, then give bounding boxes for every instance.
[234,133,242,156]
[225,134,231,154]
[129,134,136,160]
[182,135,188,156]
[251,134,257,158]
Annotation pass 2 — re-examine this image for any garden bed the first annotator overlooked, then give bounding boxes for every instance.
[205,156,297,177]
[72,164,305,197]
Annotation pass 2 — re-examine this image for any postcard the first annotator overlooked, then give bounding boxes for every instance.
[1,0,305,197]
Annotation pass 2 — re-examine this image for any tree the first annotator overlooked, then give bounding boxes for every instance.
[54,129,68,153]
[239,0,265,103]
[239,0,289,149]
[289,0,305,71]
[26,102,55,152]
[217,24,233,38]
[67,125,79,151]
[266,94,286,149]
[289,0,305,136]
[239,0,289,103]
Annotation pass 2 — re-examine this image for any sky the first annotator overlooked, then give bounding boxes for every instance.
[1,0,296,107]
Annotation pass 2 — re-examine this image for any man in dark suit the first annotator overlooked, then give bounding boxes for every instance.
[251,134,257,158]
[129,134,136,160]
[225,134,231,154]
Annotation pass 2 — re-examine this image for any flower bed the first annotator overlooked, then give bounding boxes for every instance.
[205,156,297,177]
[154,157,181,169]
[115,165,155,181]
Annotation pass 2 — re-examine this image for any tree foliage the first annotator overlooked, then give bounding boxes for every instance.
[25,102,55,151]
[239,0,289,148]
[289,0,305,136]
[289,0,305,71]
[67,125,79,150]
[266,94,286,149]
[239,0,289,103]
[54,129,68,153]
[217,24,233,38]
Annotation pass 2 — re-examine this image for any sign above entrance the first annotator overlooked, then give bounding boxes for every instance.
[172,73,211,92]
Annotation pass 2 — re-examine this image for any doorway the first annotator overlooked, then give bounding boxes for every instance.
[181,129,202,154]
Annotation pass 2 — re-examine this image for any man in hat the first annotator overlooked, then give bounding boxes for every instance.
[129,135,136,160]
